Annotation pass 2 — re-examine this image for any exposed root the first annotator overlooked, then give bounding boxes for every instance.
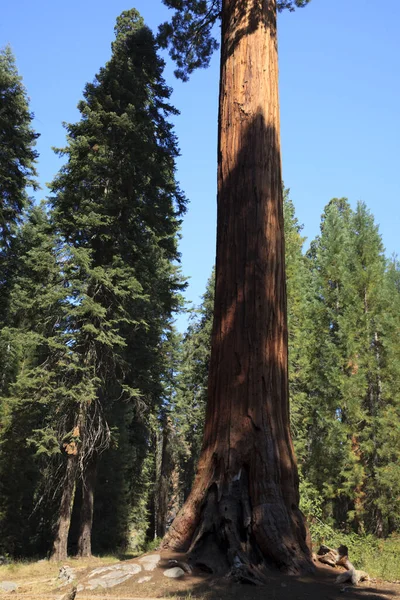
[167,559,193,574]
[164,471,313,582]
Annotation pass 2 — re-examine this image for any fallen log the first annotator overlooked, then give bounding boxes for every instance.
[316,544,370,586]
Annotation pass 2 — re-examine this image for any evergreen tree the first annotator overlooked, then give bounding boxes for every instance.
[173,271,215,500]
[0,10,186,560]
[0,45,39,390]
[0,204,64,555]
[305,199,364,527]
[45,9,186,560]
[372,257,400,535]
[304,199,400,535]
[283,190,313,469]
[348,205,400,535]
[0,46,39,247]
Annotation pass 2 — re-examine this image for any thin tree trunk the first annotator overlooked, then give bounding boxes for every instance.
[163,0,312,579]
[51,453,78,561]
[156,418,174,538]
[77,454,97,557]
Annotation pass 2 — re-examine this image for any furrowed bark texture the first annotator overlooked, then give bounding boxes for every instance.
[162,0,312,578]
[51,453,78,562]
[156,419,175,538]
[77,454,97,557]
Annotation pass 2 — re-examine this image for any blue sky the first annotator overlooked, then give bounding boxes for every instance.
[2,0,399,329]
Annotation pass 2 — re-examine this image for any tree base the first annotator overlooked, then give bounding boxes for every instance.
[163,469,314,582]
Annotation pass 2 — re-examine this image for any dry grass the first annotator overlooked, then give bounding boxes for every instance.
[0,555,123,596]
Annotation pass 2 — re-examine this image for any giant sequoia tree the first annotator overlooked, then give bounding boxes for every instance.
[159,0,313,578]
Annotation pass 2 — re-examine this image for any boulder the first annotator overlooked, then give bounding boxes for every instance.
[137,553,161,571]
[58,565,76,585]
[163,567,185,579]
[0,581,18,592]
[86,563,141,590]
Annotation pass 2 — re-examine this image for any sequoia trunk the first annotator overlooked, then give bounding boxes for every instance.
[162,0,312,578]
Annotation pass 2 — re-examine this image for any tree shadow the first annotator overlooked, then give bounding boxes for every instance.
[158,560,398,600]
[165,104,314,577]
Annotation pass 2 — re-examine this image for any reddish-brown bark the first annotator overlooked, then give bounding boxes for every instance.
[162,0,312,578]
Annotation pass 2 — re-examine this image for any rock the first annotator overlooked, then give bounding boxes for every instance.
[85,563,141,590]
[58,565,76,585]
[163,567,185,579]
[137,575,153,583]
[137,553,161,571]
[59,586,77,600]
[88,563,141,578]
[0,581,18,592]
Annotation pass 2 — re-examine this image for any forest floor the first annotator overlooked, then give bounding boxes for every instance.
[1,550,400,600]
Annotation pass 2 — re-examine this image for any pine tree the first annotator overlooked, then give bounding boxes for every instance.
[305,199,365,527]
[372,258,400,535]
[283,190,313,470]
[347,205,400,535]
[304,199,400,535]
[173,271,215,500]
[45,9,186,560]
[0,46,39,247]
[0,45,39,390]
[0,204,64,556]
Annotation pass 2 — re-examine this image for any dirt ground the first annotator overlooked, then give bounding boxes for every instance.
[3,551,400,600]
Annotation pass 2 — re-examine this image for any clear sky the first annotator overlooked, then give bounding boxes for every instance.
[2,0,399,330]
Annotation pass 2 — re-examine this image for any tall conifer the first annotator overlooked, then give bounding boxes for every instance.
[47,9,186,559]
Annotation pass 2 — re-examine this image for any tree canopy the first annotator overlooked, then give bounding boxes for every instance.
[158,0,312,80]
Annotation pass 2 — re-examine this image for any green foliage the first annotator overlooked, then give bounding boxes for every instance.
[0,46,39,246]
[158,0,312,80]
[171,270,214,496]
[144,536,162,552]
[299,477,336,543]
[0,205,64,555]
[317,531,400,582]
[303,199,400,536]
[283,189,313,466]
[0,10,186,558]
